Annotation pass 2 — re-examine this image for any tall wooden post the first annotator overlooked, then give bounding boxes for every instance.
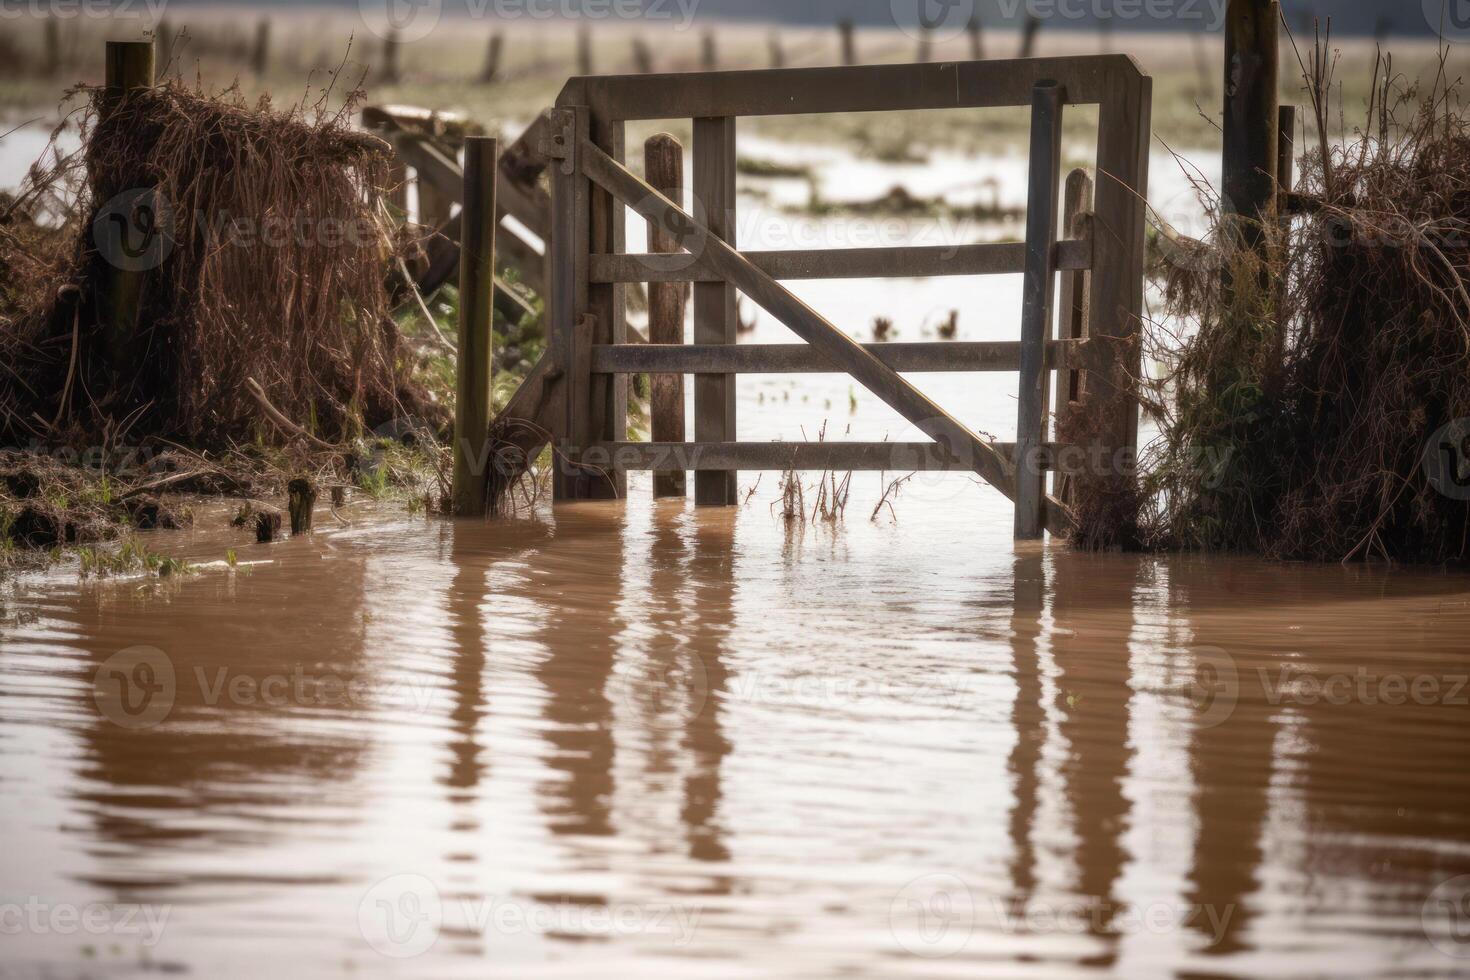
[100,41,156,373]
[839,19,856,65]
[453,137,499,517]
[646,134,687,499]
[250,18,270,78]
[693,116,738,505]
[1015,81,1064,540]
[1222,0,1279,252]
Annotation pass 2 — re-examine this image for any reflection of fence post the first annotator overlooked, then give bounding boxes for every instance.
[839,19,855,65]
[694,115,738,505]
[453,137,499,517]
[646,134,687,498]
[1015,81,1064,540]
[100,40,156,373]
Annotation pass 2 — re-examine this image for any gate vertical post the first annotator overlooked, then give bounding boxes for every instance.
[646,134,688,498]
[587,110,628,498]
[549,106,593,501]
[1085,60,1152,516]
[1015,81,1064,540]
[693,115,739,505]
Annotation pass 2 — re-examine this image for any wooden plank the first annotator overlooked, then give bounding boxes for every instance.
[575,137,1076,536]
[584,441,1069,473]
[586,109,627,500]
[591,339,1107,375]
[556,56,1142,121]
[590,239,1092,284]
[693,115,739,506]
[452,137,498,517]
[392,132,550,239]
[1015,80,1065,540]
[1086,59,1150,469]
[1060,170,1094,405]
[549,107,594,501]
[645,133,688,499]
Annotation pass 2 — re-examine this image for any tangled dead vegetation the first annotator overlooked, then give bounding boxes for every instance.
[1085,42,1470,563]
[0,77,445,451]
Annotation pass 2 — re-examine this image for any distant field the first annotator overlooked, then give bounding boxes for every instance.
[0,8,1455,161]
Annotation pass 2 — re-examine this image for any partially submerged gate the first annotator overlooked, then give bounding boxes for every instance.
[525,57,1151,538]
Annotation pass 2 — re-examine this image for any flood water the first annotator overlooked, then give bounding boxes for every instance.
[4,120,1469,977]
[3,482,1470,978]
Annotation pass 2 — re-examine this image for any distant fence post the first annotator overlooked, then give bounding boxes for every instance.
[453,137,499,517]
[1020,16,1040,57]
[382,31,400,83]
[250,18,269,77]
[839,19,856,65]
[577,23,593,75]
[631,37,653,73]
[917,27,932,63]
[99,40,156,372]
[701,30,717,70]
[45,17,62,75]
[481,31,503,82]
[768,32,784,69]
[968,14,984,59]
[645,134,687,498]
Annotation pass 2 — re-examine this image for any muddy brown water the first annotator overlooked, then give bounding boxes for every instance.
[3,482,1470,978]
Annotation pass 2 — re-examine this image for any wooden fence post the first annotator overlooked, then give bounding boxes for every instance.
[701,31,717,70]
[1222,0,1278,252]
[917,27,932,63]
[99,40,156,373]
[453,136,498,517]
[968,14,984,59]
[1015,81,1064,539]
[382,31,400,83]
[693,115,738,505]
[632,38,653,73]
[1020,16,1041,57]
[44,17,61,75]
[839,19,856,65]
[1060,168,1094,407]
[646,134,687,498]
[768,32,784,69]
[481,31,503,82]
[250,18,270,78]
[577,24,593,76]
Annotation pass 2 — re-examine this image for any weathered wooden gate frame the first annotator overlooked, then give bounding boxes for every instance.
[541,56,1151,538]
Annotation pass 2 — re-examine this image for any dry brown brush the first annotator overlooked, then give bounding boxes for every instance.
[1115,45,1470,563]
[0,78,442,453]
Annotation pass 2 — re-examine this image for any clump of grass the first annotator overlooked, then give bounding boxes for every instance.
[78,537,192,578]
[1092,39,1470,563]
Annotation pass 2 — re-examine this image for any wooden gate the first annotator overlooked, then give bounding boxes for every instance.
[537,57,1150,538]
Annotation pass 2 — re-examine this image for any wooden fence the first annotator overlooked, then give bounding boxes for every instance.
[500,57,1152,539]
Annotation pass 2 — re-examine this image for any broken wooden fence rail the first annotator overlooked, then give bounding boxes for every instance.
[484,57,1150,539]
